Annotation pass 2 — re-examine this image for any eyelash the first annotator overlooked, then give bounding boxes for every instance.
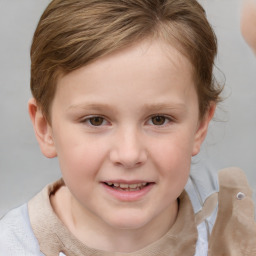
[80,115,173,127]
[80,115,109,127]
[146,115,173,127]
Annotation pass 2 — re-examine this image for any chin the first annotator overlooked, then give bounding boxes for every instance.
[105,212,151,230]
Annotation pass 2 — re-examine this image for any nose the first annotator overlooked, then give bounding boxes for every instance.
[109,128,148,169]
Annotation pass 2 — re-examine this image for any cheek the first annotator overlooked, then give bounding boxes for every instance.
[151,131,195,165]
[149,132,194,184]
[53,130,109,182]
[57,142,107,202]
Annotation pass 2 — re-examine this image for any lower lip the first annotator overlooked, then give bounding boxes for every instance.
[102,183,154,202]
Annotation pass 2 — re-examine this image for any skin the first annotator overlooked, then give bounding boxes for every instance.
[29,39,215,253]
[241,0,256,54]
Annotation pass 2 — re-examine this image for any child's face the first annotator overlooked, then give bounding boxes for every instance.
[241,0,256,54]
[33,39,213,231]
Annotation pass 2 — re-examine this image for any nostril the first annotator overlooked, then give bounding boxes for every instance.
[109,149,147,169]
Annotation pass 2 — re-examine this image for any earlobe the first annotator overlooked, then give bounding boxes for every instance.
[28,98,57,158]
[192,103,216,156]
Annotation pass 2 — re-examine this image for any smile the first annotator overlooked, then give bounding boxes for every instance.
[102,181,154,201]
[104,182,148,191]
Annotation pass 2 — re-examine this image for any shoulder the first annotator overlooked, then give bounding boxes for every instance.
[187,166,256,254]
[0,204,44,256]
[186,166,256,254]
[209,167,256,254]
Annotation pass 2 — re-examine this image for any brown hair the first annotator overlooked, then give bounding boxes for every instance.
[30,0,222,122]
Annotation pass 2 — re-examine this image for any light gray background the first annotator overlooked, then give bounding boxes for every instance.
[1,0,256,217]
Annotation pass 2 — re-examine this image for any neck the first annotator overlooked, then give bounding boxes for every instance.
[51,187,178,253]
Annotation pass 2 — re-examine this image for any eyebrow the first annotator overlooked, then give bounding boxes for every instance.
[67,102,187,114]
[142,102,187,112]
[67,103,117,112]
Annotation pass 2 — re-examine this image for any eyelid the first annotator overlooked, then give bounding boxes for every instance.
[80,115,110,127]
[146,114,174,126]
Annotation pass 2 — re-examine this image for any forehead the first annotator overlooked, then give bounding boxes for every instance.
[53,39,197,111]
[57,39,194,86]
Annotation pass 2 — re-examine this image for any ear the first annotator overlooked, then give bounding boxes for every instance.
[192,103,216,156]
[28,98,57,158]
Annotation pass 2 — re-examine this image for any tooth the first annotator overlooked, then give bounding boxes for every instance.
[110,182,148,189]
[120,184,129,188]
[129,184,138,189]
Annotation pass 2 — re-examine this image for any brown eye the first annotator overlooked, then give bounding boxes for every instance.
[151,116,166,125]
[89,117,104,126]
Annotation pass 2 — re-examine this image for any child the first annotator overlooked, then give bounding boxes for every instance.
[241,0,256,54]
[1,0,256,255]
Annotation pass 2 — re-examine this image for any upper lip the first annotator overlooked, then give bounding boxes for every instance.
[102,180,154,184]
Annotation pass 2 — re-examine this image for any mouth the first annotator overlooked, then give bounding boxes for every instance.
[102,181,155,201]
[103,182,151,192]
